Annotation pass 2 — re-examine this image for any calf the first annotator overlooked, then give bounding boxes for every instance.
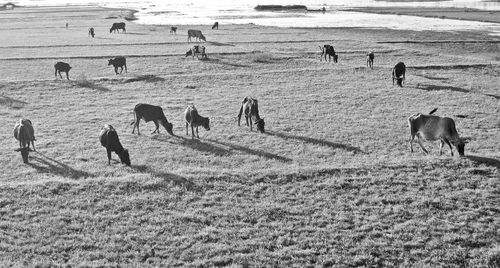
[185,45,207,60]
[237,96,265,133]
[320,45,338,63]
[131,103,174,136]
[392,62,406,87]
[367,52,374,69]
[408,108,469,156]
[187,29,206,42]
[13,119,36,163]
[184,105,210,139]
[108,57,127,74]
[54,62,71,80]
[212,22,219,30]
[110,22,126,33]
[88,27,95,38]
[99,124,130,166]
[170,26,177,35]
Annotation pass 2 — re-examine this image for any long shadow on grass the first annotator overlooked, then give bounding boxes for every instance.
[200,58,249,68]
[28,153,93,179]
[206,138,292,162]
[466,155,500,170]
[416,84,469,93]
[485,94,500,100]
[177,136,232,156]
[132,165,198,191]
[0,95,27,109]
[266,131,365,154]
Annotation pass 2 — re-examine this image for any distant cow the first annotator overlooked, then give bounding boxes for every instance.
[185,45,207,60]
[367,52,374,69]
[54,61,71,80]
[88,27,95,38]
[131,103,174,136]
[170,26,177,35]
[108,57,127,74]
[237,96,265,133]
[14,119,35,163]
[320,45,338,63]
[212,22,219,30]
[392,62,406,87]
[110,22,126,33]
[185,105,210,139]
[408,108,469,156]
[187,29,206,42]
[99,124,130,166]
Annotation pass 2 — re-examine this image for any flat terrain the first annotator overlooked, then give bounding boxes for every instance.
[0,6,499,267]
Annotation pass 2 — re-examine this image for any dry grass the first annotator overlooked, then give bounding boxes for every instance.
[0,5,499,267]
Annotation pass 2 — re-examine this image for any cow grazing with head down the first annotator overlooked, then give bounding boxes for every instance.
[54,62,71,80]
[170,26,177,35]
[185,45,207,60]
[131,103,174,136]
[237,97,265,133]
[187,29,206,42]
[320,45,338,63]
[13,119,36,163]
[88,27,95,38]
[212,22,219,30]
[184,105,210,139]
[408,108,469,156]
[110,22,126,33]
[99,124,130,166]
[392,62,406,87]
[108,57,127,74]
[367,52,374,69]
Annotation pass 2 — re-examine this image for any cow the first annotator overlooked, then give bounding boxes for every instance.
[367,52,374,69]
[88,27,95,38]
[320,45,338,63]
[170,26,177,35]
[14,119,36,163]
[54,61,71,80]
[108,57,127,74]
[110,22,126,33]
[185,45,207,60]
[408,108,469,156]
[392,62,406,87]
[99,124,130,166]
[187,29,206,42]
[237,97,265,133]
[212,22,219,30]
[131,103,174,136]
[184,105,210,139]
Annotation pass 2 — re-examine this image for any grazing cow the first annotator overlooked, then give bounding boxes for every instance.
[54,61,71,80]
[108,57,127,74]
[187,29,206,42]
[170,26,177,35]
[88,27,95,38]
[408,108,469,156]
[131,103,174,136]
[99,124,130,166]
[14,119,35,163]
[110,22,126,33]
[184,105,210,139]
[320,45,338,63]
[237,97,265,133]
[367,52,374,69]
[185,45,207,60]
[212,22,219,30]
[392,62,406,87]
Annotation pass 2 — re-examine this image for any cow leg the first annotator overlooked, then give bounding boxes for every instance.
[249,116,253,131]
[133,121,141,135]
[124,64,127,73]
[186,122,189,136]
[59,71,63,79]
[55,69,58,79]
[443,138,454,156]
[409,134,415,152]
[106,148,112,165]
[153,121,160,134]
[31,139,36,152]
[191,124,195,139]
[66,71,70,80]
[115,67,119,75]
[196,126,199,139]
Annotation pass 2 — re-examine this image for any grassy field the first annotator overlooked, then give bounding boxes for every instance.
[0,6,499,267]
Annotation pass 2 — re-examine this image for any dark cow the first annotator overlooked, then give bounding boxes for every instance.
[88,27,95,38]
[185,45,207,60]
[170,26,177,35]
[131,103,174,136]
[237,96,265,133]
[108,57,127,74]
[320,45,338,63]
[187,29,206,42]
[184,105,210,139]
[392,62,406,87]
[408,108,469,156]
[212,22,219,30]
[13,119,36,163]
[367,52,374,69]
[110,22,126,33]
[99,124,130,166]
[54,61,71,80]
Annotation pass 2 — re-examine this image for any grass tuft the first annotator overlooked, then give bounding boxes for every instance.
[74,74,109,91]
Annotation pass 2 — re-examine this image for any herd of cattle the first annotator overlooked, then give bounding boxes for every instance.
[14,21,470,165]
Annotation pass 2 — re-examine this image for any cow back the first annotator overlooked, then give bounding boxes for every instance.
[55,62,71,71]
[134,103,165,122]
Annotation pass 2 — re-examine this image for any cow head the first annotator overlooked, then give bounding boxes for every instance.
[255,118,265,133]
[452,137,470,156]
[164,121,174,136]
[109,28,113,33]
[185,50,193,57]
[333,54,338,63]
[200,34,206,42]
[20,147,29,164]
[396,77,404,87]
[119,149,131,166]
[202,117,210,131]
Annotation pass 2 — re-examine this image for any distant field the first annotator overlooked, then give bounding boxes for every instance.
[0,6,499,267]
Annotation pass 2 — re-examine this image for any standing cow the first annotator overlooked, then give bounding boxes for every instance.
[131,103,174,136]
[185,45,207,60]
[170,26,177,35]
[99,124,130,166]
[320,45,338,63]
[110,22,126,33]
[108,57,127,74]
[14,119,36,163]
[367,52,374,69]
[237,96,265,133]
[185,105,210,139]
[187,29,206,42]
[88,27,95,38]
[54,62,72,80]
[212,22,219,30]
[392,62,406,87]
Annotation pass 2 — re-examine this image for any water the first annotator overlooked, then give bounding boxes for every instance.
[19,0,500,34]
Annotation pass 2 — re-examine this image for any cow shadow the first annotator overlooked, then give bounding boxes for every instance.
[28,152,94,179]
[0,95,27,109]
[206,138,292,162]
[484,94,500,100]
[466,155,500,170]
[416,84,469,93]
[417,74,449,81]
[266,131,366,154]
[200,58,249,68]
[177,136,232,156]
[207,41,235,47]
[132,165,198,191]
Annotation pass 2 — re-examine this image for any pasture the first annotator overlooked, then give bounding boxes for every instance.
[0,6,499,267]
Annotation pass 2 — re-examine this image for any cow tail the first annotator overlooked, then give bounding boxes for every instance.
[429,108,438,115]
[130,110,136,125]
